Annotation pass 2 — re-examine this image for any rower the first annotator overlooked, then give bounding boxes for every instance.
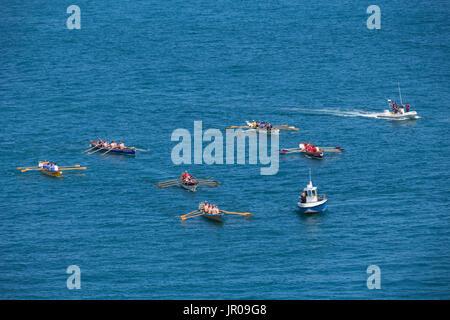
[102,140,109,148]
[118,141,125,149]
[252,120,256,128]
[53,163,59,171]
[110,141,117,148]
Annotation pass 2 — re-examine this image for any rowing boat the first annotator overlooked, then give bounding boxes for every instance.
[245,121,280,135]
[299,144,323,159]
[181,181,198,192]
[89,142,136,155]
[37,161,63,177]
[199,202,223,222]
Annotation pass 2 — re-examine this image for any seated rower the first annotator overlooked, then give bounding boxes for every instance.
[102,140,109,148]
[118,141,125,149]
[110,141,117,148]
[251,120,256,128]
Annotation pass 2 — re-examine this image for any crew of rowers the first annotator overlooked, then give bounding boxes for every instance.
[93,138,126,149]
[388,100,411,114]
[201,201,220,215]
[250,120,273,130]
[300,142,320,153]
[39,161,59,172]
[180,171,197,185]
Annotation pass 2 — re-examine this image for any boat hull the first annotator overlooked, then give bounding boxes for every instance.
[181,182,198,192]
[90,144,136,155]
[301,150,323,159]
[297,199,328,214]
[202,213,223,222]
[376,110,418,120]
[40,169,62,177]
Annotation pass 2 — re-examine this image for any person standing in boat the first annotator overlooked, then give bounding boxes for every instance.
[405,103,410,112]
[392,101,398,113]
[299,191,306,203]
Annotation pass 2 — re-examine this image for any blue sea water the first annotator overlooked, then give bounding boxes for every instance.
[0,0,449,299]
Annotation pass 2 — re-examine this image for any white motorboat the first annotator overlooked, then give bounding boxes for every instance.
[377,84,419,120]
[297,170,328,214]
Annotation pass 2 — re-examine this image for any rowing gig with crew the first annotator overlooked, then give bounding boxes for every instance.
[180,171,198,192]
[89,139,136,155]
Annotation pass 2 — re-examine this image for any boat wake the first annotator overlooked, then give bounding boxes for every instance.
[281,107,381,119]
[282,107,422,120]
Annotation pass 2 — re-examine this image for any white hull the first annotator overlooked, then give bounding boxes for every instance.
[377,110,418,120]
[181,183,198,192]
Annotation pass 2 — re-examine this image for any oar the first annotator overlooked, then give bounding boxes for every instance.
[321,149,345,153]
[88,146,108,155]
[181,213,204,220]
[102,147,116,155]
[20,165,82,172]
[157,183,181,188]
[21,167,86,173]
[226,126,250,129]
[83,145,98,153]
[17,165,81,170]
[133,148,149,152]
[280,148,301,152]
[157,178,181,184]
[280,150,303,155]
[219,210,253,216]
[157,180,182,186]
[178,209,201,218]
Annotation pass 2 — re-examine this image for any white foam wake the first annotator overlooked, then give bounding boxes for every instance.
[281,107,381,119]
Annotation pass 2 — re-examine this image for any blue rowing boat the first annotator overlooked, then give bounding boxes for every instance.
[89,143,136,155]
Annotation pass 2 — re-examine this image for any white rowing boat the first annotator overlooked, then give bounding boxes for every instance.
[181,182,198,192]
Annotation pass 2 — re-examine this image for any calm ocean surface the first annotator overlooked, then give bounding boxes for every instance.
[0,1,449,299]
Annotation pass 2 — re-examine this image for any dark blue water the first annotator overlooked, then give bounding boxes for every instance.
[1,0,449,299]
